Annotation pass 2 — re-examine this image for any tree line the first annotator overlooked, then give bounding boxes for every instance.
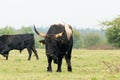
[0,25,108,49]
[73,29,108,49]
[1,15,120,49]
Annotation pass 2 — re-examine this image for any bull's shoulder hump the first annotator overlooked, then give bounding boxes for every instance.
[64,24,73,40]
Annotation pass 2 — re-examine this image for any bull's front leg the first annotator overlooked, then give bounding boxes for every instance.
[47,57,52,72]
[57,58,63,72]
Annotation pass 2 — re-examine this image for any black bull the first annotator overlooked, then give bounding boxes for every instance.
[0,34,39,60]
[34,24,73,72]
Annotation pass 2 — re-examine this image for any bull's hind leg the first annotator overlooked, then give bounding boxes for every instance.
[32,47,39,60]
[27,48,32,60]
[65,49,72,72]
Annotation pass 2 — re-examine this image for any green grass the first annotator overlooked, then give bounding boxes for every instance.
[0,49,120,80]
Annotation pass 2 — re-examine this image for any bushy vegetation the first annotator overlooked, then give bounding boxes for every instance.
[102,16,120,47]
[73,28,108,49]
[0,26,108,49]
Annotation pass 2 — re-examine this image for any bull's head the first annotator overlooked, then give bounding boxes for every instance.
[34,25,63,38]
[34,25,63,63]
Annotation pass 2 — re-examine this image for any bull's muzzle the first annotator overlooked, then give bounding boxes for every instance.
[46,53,58,64]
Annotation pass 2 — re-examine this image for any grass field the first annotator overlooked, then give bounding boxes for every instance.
[0,49,120,80]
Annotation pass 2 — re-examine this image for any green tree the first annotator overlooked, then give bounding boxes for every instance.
[101,16,120,47]
[0,26,15,35]
[19,26,33,34]
[73,29,81,49]
[83,33,102,48]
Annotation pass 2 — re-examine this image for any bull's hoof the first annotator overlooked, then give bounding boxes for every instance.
[47,67,52,72]
[68,67,72,72]
[6,58,8,60]
[36,58,39,60]
[36,56,39,60]
[47,70,52,72]
[57,69,62,72]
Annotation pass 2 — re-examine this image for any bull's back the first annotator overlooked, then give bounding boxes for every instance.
[47,24,65,34]
[6,34,34,42]
[1,34,35,49]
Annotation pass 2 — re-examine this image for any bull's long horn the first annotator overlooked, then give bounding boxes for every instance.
[34,25,46,38]
[55,32,63,38]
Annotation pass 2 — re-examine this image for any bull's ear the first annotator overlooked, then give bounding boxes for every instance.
[39,40,45,45]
